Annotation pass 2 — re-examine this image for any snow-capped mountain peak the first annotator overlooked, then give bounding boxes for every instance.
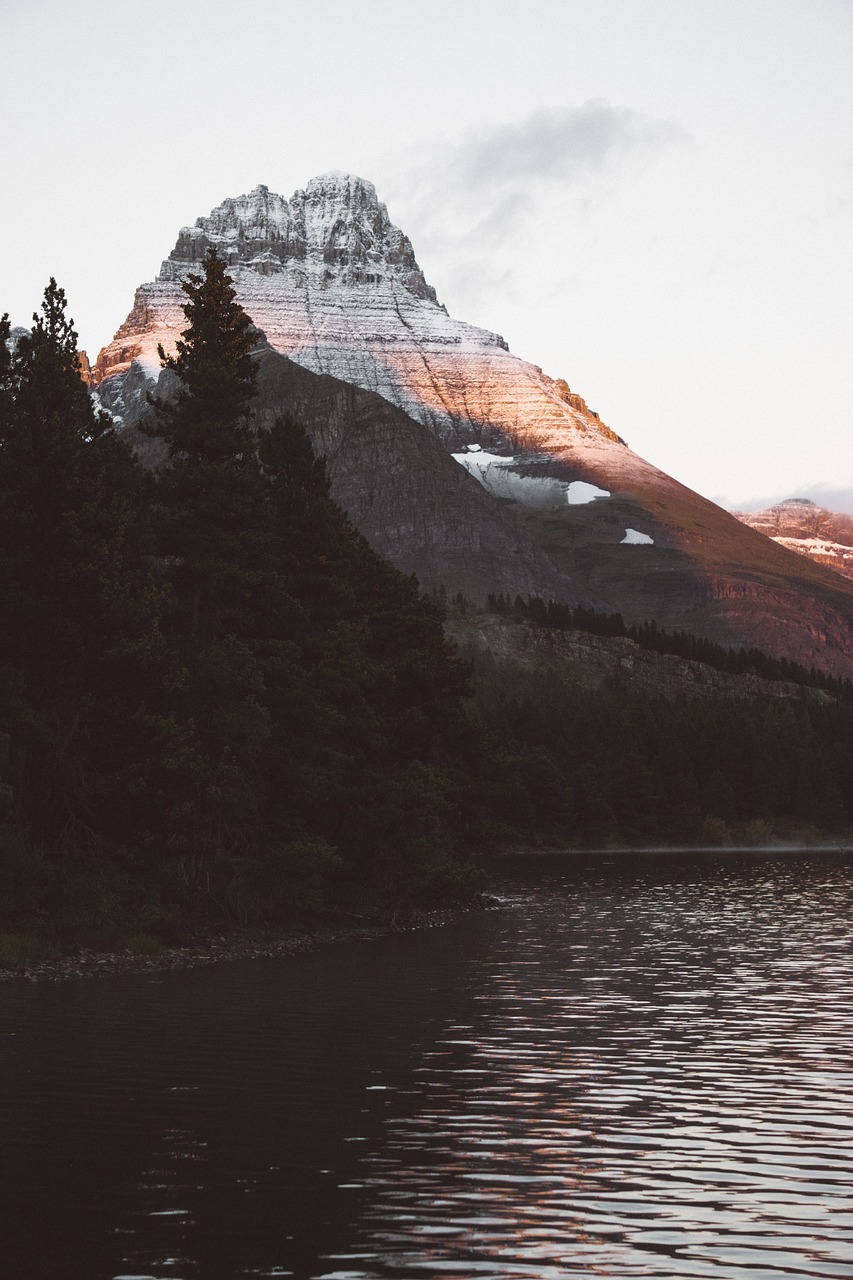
[93,174,625,463]
[159,173,437,301]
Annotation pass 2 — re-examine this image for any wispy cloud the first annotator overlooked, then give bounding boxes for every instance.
[387,101,683,314]
[444,101,679,201]
[721,484,853,516]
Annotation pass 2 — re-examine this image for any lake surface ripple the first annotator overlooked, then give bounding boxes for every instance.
[2,852,852,1279]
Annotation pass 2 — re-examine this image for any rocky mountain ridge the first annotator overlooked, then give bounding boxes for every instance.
[90,174,853,678]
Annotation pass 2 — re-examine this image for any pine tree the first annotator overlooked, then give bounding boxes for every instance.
[146,250,282,887]
[154,247,257,463]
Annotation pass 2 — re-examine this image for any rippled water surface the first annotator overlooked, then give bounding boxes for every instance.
[2,852,853,1279]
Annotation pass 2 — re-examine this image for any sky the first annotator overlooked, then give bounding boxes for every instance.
[2,0,851,511]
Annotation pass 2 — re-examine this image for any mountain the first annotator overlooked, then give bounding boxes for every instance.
[733,498,853,583]
[93,173,626,456]
[92,173,853,678]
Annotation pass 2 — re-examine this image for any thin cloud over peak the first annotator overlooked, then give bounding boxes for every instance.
[444,100,683,199]
[392,101,682,233]
[386,100,683,323]
[722,485,853,517]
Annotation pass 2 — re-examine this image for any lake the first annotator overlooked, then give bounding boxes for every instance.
[2,851,852,1279]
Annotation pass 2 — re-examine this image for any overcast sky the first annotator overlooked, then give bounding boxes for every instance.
[2,0,851,510]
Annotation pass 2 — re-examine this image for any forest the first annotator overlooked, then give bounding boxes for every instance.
[2,253,852,952]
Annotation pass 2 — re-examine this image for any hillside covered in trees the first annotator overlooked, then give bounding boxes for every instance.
[2,256,852,952]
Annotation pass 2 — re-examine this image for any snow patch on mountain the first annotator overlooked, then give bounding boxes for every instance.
[621,528,654,544]
[452,451,564,508]
[452,450,615,511]
[453,448,515,468]
[567,481,610,505]
[773,536,853,562]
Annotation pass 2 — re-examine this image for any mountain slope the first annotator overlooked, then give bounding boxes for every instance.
[92,174,853,677]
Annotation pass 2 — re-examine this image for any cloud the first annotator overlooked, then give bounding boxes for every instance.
[718,484,853,516]
[804,484,853,515]
[387,101,683,315]
[443,100,680,204]
[394,101,681,241]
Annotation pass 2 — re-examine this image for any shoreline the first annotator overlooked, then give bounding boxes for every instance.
[0,904,493,985]
[0,924,380,984]
[5,843,851,981]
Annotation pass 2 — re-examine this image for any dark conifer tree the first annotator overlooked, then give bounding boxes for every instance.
[145,250,277,879]
[150,248,279,645]
[155,247,257,462]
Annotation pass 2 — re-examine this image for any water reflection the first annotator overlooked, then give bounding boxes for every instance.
[323,856,853,1279]
[1,854,852,1279]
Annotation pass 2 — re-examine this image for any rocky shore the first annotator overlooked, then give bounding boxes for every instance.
[0,905,494,984]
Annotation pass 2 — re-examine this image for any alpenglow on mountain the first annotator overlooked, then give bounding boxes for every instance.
[94,173,624,452]
[93,173,853,677]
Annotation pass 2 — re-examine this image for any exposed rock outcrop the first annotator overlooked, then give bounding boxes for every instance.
[447,613,838,705]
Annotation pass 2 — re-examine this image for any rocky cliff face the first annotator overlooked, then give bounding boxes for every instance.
[92,173,853,678]
[734,499,853,583]
[446,613,839,706]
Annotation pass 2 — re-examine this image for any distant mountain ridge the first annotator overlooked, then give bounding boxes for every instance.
[734,499,853,583]
[91,174,853,678]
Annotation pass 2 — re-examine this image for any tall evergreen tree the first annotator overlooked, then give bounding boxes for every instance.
[154,246,257,463]
[146,250,286,887]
